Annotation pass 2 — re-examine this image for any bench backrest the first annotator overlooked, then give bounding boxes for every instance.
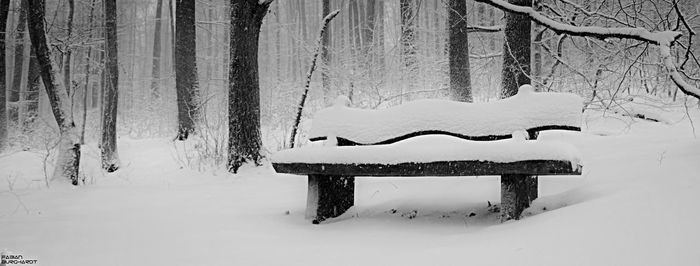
[309,85,583,145]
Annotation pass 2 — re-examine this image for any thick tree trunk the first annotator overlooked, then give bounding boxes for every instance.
[175,0,200,140]
[0,0,8,152]
[448,0,473,102]
[8,0,27,124]
[101,0,120,172]
[501,0,531,98]
[27,0,81,185]
[227,0,271,173]
[151,0,163,99]
[500,0,536,220]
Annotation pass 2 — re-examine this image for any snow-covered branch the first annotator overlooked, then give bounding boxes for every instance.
[474,0,700,100]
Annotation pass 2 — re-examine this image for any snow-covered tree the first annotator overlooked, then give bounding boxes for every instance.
[227,0,274,173]
[27,0,81,185]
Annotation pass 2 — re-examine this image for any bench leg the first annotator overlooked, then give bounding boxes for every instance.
[306,175,355,224]
[500,174,538,222]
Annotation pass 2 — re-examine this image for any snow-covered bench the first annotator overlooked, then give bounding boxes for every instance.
[272,85,584,224]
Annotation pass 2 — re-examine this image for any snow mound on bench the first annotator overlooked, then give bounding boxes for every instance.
[310,85,583,144]
[272,135,582,167]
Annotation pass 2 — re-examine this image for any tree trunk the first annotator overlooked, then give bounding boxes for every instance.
[101,0,120,172]
[151,0,163,99]
[448,0,473,102]
[321,0,331,105]
[175,0,200,140]
[0,0,9,152]
[8,0,27,124]
[400,0,417,101]
[24,41,41,131]
[501,0,531,98]
[80,0,97,144]
[227,0,271,173]
[500,0,535,221]
[27,0,81,185]
[64,0,75,96]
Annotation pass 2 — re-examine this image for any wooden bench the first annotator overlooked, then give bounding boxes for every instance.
[272,85,583,224]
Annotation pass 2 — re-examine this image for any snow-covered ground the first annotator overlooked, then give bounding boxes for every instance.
[1,109,700,266]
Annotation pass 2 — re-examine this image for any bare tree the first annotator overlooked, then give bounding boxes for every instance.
[501,0,531,98]
[27,0,81,185]
[475,0,700,101]
[8,0,27,124]
[448,0,473,102]
[228,0,274,173]
[0,0,8,153]
[175,0,200,140]
[151,0,164,99]
[102,0,120,172]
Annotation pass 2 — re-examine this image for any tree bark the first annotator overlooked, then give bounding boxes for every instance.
[227,0,272,173]
[27,0,81,185]
[64,0,75,96]
[175,0,200,140]
[8,0,28,125]
[501,0,531,97]
[0,0,9,152]
[24,41,41,131]
[151,0,163,99]
[101,0,120,172]
[448,0,473,102]
[80,0,97,144]
[400,0,417,67]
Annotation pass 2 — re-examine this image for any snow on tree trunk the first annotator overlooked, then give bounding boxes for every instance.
[27,0,81,185]
[101,0,120,172]
[227,0,272,173]
[501,0,531,98]
[151,0,163,99]
[175,0,200,140]
[64,0,74,96]
[321,0,331,105]
[289,10,340,149]
[448,0,473,102]
[0,0,8,153]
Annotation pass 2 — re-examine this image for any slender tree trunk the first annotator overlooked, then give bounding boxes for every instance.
[101,0,119,172]
[448,0,473,102]
[8,0,27,124]
[0,0,9,153]
[501,0,531,97]
[400,0,417,102]
[64,0,75,96]
[24,48,41,131]
[228,0,272,173]
[175,0,200,140]
[80,0,97,144]
[27,0,81,185]
[151,0,163,99]
[321,0,331,105]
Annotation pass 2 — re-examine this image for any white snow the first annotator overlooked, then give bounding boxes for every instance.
[272,135,582,167]
[310,85,583,144]
[1,108,700,265]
